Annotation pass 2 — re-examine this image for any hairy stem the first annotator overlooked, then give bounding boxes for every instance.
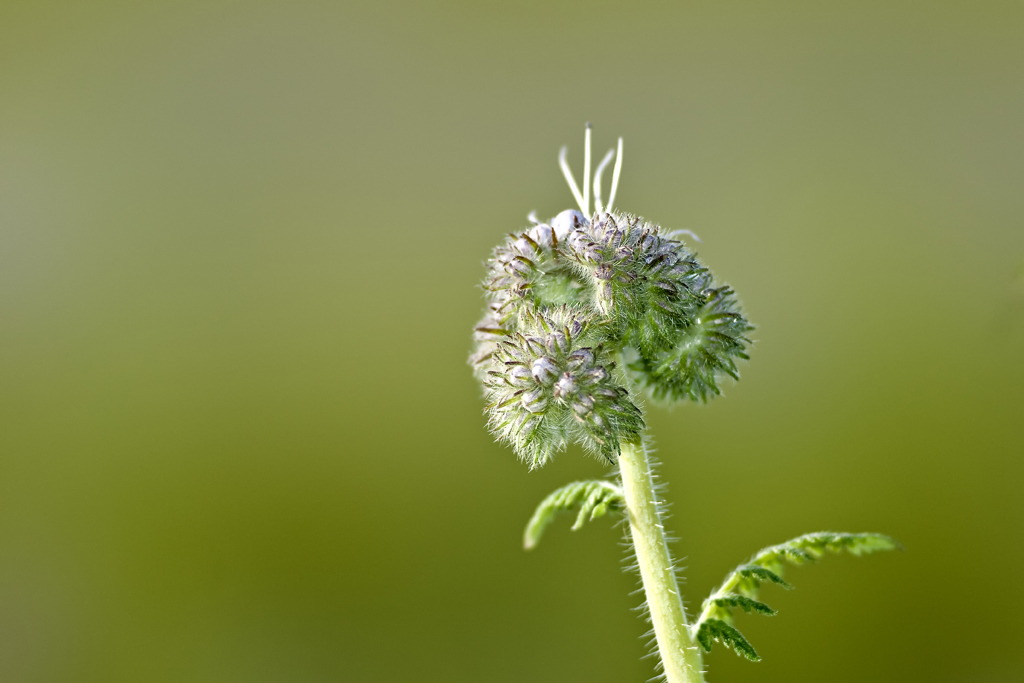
[618,438,705,683]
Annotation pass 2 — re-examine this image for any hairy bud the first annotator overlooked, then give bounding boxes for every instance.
[482,306,642,468]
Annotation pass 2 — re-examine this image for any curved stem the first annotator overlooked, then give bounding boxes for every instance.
[618,438,705,683]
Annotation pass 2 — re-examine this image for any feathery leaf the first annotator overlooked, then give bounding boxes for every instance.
[523,480,625,550]
[693,531,899,661]
[695,619,760,661]
[710,594,776,617]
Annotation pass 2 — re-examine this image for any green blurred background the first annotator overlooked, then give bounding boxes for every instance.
[1,1,1022,681]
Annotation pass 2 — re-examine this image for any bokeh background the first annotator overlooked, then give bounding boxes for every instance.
[2,1,1023,681]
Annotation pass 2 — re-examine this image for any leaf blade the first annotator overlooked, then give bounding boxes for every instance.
[523,480,624,550]
[692,530,899,662]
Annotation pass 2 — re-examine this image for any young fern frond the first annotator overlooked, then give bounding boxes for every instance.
[523,479,624,549]
[693,532,899,661]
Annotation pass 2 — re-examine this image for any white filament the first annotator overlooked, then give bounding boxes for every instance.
[560,128,624,217]
[558,146,587,215]
[583,124,592,217]
[606,137,623,213]
[593,148,616,213]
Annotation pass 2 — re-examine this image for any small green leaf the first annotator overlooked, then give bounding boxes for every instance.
[735,564,792,592]
[523,480,624,550]
[713,594,776,617]
[751,532,900,567]
[696,619,760,661]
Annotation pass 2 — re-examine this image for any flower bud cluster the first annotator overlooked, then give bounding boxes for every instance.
[470,210,588,380]
[482,306,643,468]
[473,208,752,466]
[630,285,753,403]
[565,212,713,355]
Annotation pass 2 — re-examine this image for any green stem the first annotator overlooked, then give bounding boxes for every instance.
[618,437,705,683]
